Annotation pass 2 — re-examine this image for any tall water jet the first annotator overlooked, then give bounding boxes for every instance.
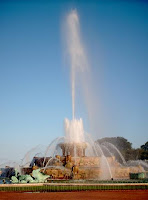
[66,10,87,120]
[64,10,112,178]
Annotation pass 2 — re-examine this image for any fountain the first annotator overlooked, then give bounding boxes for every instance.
[0,10,148,183]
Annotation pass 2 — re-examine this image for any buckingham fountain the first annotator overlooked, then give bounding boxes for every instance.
[0,10,148,183]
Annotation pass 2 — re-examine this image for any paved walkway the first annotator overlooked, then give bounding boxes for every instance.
[0,190,148,200]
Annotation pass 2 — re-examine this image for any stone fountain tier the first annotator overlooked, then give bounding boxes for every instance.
[58,142,87,157]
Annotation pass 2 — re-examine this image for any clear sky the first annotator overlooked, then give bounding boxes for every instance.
[0,0,148,162]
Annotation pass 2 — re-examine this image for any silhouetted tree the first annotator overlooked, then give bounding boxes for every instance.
[96,137,148,162]
[140,141,148,160]
[96,137,132,163]
[97,137,132,151]
[141,142,148,151]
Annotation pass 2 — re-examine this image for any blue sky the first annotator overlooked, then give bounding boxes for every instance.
[0,0,148,161]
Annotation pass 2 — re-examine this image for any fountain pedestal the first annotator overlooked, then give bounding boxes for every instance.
[58,142,87,157]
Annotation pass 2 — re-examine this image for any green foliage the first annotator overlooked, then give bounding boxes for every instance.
[96,137,133,162]
[124,148,142,161]
[96,137,148,162]
[139,141,148,160]
[141,142,148,151]
[140,150,148,160]
[0,182,148,192]
[97,137,132,151]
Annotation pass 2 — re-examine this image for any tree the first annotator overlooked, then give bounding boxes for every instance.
[97,137,132,151]
[140,141,148,160]
[96,137,132,163]
[141,142,148,151]
[96,137,145,162]
[96,137,148,162]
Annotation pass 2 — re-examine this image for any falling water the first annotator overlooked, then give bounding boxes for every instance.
[43,137,64,167]
[21,145,45,167]
[102,142,127,165]
[95,143,113,179]
[101,144,114,157]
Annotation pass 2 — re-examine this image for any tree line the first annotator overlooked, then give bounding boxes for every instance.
[96,137,148,163]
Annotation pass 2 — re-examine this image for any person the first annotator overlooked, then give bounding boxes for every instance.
[3,179,6,184]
